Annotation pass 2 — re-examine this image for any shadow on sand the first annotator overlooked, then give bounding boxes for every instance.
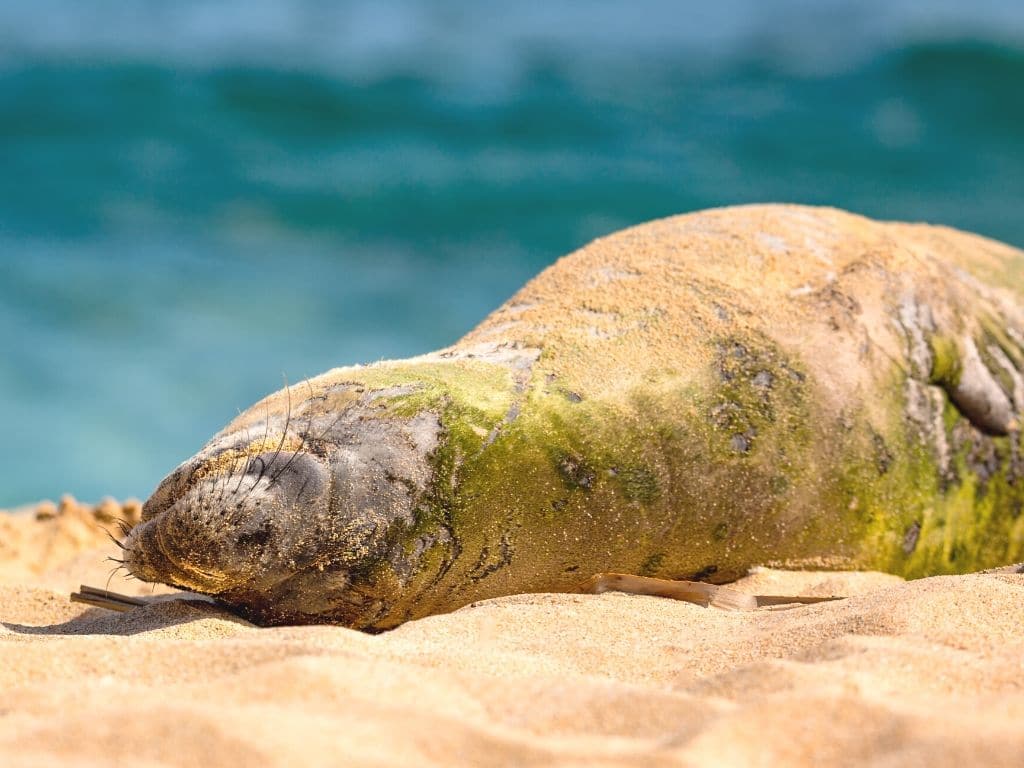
[3,597,252,637]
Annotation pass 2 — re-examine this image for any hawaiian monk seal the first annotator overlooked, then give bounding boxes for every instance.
[123,204,1024,629]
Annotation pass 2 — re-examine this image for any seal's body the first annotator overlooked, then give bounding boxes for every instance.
[124,205,1024,629]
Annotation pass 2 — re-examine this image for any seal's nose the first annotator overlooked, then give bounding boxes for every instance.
[123,493,255,593]
[124,448,335,595]
[121,516,175,584]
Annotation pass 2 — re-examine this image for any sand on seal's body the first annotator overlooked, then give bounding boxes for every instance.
[2,502,1024,768]
[124,204,1024,629]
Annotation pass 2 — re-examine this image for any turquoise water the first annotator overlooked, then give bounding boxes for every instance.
[2,1,1023,506]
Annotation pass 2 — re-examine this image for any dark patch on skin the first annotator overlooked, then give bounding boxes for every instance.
[639,552,665,576]
[716,342,749,382]
[551,498,568,511]
[872,432,894,475]
[424,523,463,590]
[902,521,921,554]
[236,520,274,550]
[483,376,530,448]
[564,564,580,573]
[556,453,596,491]
[730,433,751,453]
[620,466,660,504]
[692,564,719,581]
[390,510,457,589]
[710,337,802,454]
[468,530,514,581]
[384,470,419,497]
[809,285,863,332]
[783,365,805,383]
[709,402,740,429]
[713,522,730,540]
[713,303,730,321]
[566,391,583,403]
[962,428,1000,496]
[407,454,464,591]
[949,543,963,563]
[1009,436,1023,486]
[323,381,366,396]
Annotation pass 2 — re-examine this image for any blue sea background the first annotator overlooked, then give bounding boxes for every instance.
[1,0,1023,507]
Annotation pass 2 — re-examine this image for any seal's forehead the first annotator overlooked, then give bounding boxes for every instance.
[195,435,305,479]
[141,430,304,522]
[224,375,366,435]
[144,377,368,522]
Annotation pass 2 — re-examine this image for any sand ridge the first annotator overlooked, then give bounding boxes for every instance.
[2,500,1023,767]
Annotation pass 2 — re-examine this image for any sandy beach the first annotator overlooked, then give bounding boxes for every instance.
[2,498,1023,767]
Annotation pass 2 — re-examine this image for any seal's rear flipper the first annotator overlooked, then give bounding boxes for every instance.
[977,562,1024,574]
[943,336,1019,435]
[579,573,845,612]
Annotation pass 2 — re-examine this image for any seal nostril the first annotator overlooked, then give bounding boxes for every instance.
[237,521,274,550]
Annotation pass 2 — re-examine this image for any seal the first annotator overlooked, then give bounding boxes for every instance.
[123,204,1024,629]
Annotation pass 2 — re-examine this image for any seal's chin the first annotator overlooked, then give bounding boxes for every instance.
[213,564,372,627]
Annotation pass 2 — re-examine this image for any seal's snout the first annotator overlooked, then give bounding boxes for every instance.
[124,446,334,595]
[126,390,447,627]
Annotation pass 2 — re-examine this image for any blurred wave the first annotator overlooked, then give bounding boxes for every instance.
[1,1,1023,505]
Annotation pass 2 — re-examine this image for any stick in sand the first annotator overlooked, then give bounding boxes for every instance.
[70,585,148,613]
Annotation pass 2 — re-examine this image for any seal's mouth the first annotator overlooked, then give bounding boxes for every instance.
[124,503,387,627]
[124,442,341,602]
[123,510,255,594]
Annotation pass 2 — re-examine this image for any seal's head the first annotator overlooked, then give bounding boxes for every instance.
[123,380,444,629]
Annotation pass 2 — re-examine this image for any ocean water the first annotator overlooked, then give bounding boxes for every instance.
[1,0,1023,506]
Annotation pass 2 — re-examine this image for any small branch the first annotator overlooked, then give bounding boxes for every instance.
[70,584,148,613]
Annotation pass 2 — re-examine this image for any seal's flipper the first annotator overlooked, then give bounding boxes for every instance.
[945,336,1019,435]
[977,562,1024,575]
[579,573,845,612]
[579,573,757,610]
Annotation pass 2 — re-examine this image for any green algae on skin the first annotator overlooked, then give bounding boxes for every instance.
[380,351,1017,628]
[350,327,1024,628]
[345,341,968,627]
[123,205,1024,629]
[929,336,963,388]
